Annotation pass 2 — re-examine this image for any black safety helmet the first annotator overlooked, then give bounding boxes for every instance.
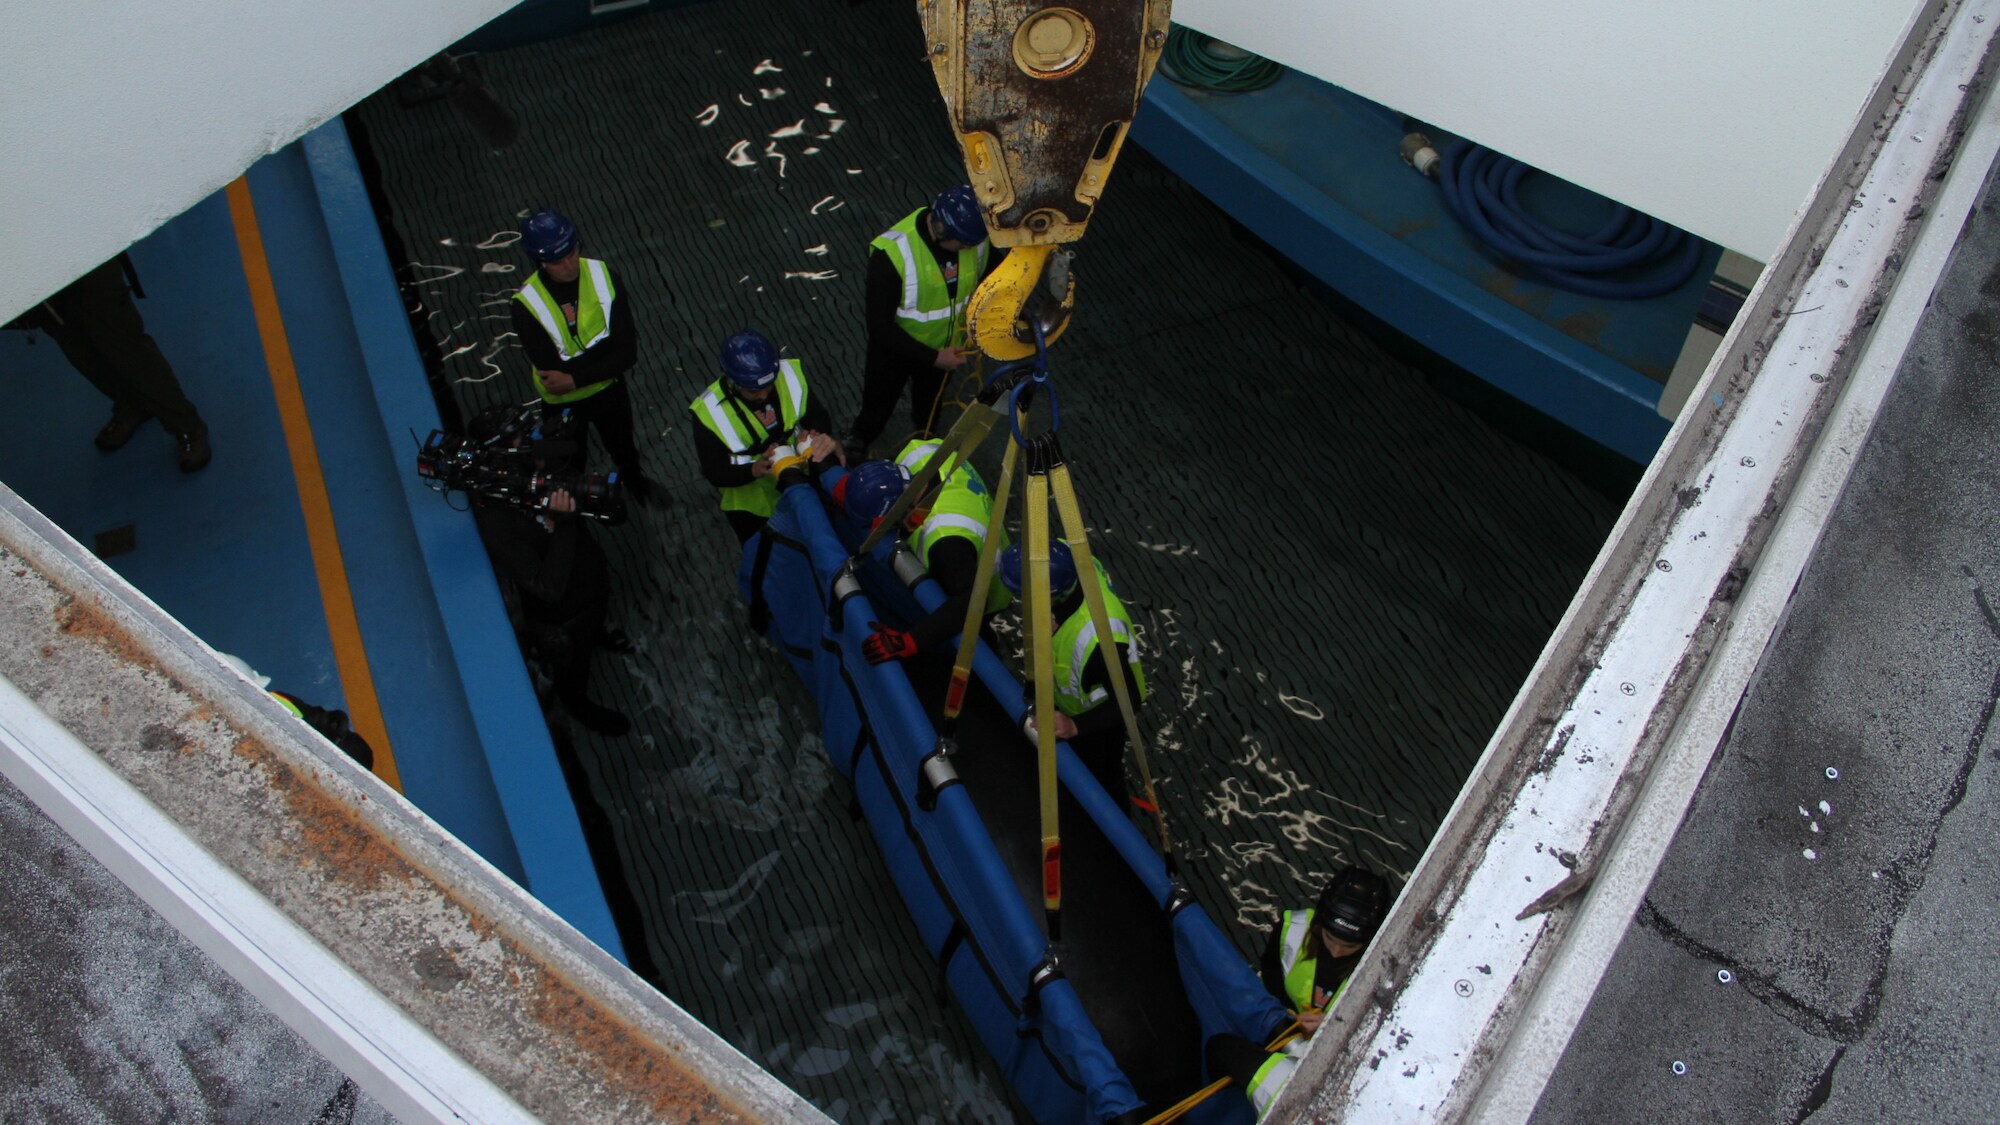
[1314,866,1390,947]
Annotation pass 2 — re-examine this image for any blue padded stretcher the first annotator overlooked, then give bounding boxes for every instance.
[740,474,1285,1123]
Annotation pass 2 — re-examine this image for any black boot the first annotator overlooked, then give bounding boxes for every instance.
[95,407,152,451]
[176,424,212,473]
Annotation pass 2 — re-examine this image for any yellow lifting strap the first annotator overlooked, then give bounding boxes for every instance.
[1139,1019,1308,1125]
[851,382,1002,562]
[942,403,1027,730]
[1024,463,1063,940]
[1140,1077,1230,1125]
[1046,458,1174,867]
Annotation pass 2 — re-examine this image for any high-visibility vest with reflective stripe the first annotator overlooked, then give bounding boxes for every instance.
[895,439,1011,613]
[1245,1047,1302,1121]
[1277,908,1321,1012]
[515,258,618,404]
[687,359,809,517]
[1051,560,1147,716]
[1277,906,1354,1014]
[870,210,988,350]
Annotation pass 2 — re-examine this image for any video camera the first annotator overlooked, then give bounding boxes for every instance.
[415,402,626,523]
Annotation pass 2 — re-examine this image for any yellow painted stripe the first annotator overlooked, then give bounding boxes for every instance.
[225,178,402,791]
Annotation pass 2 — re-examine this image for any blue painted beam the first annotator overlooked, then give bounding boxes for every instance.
[1133,78,1678,464]
[297,122,626,964]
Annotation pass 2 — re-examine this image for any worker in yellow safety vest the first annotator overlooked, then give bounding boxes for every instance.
[839,440,1012,664]
[510,208,657,505]
[688,328,843,542]
[1206,866,1393,1119]
[843,185,1006,457]
[997,539,1148,802]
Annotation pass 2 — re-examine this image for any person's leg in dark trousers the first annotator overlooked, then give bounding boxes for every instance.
[44,260,206,448]
[543,722,663,986]
[547,380,658,503]
[559,379,640,477]
[849,362,912,452]
[544,584,629,736]
[1069,730,1130,807]
[906,363,952,439]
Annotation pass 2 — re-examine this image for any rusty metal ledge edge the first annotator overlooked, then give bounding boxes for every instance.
[0,480,830,1125]
[1268,0,1998,1120]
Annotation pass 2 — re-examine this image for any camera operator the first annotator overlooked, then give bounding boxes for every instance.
[468,414,632,737]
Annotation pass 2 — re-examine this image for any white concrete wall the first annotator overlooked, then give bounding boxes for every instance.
[1175,0,1927,260]
[0,0,1923,318]
[0,0,518,323]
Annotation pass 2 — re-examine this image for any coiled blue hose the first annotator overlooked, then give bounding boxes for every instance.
[1439,142,1703,300]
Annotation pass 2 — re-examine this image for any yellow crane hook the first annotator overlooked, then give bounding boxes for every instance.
[924,0,1171,359]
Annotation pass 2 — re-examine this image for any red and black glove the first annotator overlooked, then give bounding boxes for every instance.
[862,623,919,664]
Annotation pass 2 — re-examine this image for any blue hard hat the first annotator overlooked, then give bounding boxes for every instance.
[999,539,1077,599]
[841,460,912,523]
[520,208,579,262]
[720,329,780,390]
[932,184,987,246]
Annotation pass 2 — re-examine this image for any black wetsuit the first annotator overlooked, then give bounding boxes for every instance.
[1043,592,1144,803]
[473,501,612,715]
[908,535,985,649]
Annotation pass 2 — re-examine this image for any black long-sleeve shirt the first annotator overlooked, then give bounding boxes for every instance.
[909,535,985,650]
[510,265,638,388]
[690,385,834,492]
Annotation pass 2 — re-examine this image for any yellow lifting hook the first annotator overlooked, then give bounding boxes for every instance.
[922,0,1172,358]
[968,243,1074,359]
